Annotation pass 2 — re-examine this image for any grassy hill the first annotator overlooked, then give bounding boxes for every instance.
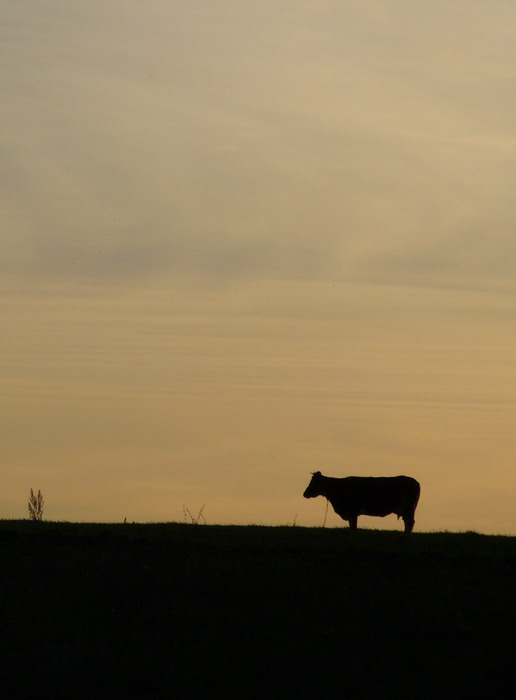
[1,521,514,699]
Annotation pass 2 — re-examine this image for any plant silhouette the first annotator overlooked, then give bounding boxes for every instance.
[28,489,44,521]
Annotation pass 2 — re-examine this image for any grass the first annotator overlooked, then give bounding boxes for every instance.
[0,520,514,699]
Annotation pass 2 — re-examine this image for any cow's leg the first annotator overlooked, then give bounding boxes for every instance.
[348,514,358,530]
[403,514,415,533]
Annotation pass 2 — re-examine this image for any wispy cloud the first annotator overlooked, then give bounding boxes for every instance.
[2,0,516,287]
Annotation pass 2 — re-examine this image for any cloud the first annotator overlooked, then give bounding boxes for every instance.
[2,0,516,290]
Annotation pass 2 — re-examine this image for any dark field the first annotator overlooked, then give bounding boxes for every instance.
[1,521,514,699]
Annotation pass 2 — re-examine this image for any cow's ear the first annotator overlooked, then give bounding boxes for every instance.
[312,470,321,476]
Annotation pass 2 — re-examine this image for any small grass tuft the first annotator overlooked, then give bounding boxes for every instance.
[28,489,44,521]
[183,504,206,524]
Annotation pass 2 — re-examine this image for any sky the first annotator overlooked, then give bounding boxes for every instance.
[1,0,515,533]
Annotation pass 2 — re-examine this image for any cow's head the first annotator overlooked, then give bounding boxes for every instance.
[303,471,324,498]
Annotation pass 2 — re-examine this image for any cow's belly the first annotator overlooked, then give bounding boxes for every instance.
[358,507,392,517]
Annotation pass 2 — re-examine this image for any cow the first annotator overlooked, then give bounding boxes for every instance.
[303,471,420,533]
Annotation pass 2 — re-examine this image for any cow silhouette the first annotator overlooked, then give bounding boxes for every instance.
[303,471,420,533]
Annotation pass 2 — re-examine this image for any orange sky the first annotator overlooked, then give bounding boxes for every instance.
[2,1,515,533]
